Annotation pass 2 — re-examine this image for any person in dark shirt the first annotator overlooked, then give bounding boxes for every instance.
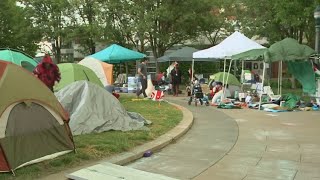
[136,58,148,98]
[170,63,182,96]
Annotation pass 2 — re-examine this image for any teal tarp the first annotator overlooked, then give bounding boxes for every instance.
[89,44,146,64]
[158,47,198,62]
[287,61,316,94]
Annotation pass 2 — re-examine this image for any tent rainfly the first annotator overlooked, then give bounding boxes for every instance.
[0,61,75,173]
[0,49,38,72]
[79,57,114,86]
[54,63,103,92]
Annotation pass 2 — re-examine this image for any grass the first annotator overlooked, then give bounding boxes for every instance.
[0,95,183,180]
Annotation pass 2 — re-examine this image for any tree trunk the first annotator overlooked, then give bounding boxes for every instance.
[90,38,95,54]
[291,75,296,89]
[56,46,61,64]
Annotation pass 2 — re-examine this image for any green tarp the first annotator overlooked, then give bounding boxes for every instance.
[263,38,316,94]
[158,46,199,62]
[281,93,300,109]
[287,61,316,94]
[54,63,103,91]
[90,44,146,64]
[264,38,315,63]
[0,49,38,72]
[231,48,267,61]
[209,72,241,86]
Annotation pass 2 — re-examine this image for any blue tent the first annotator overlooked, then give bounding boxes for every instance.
[89,44,146,64]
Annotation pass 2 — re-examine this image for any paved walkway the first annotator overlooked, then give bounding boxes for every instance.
[195,108,320,180]
[127,97,239,179]
[129,97,320,180]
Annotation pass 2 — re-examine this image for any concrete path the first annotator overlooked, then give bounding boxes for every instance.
[195,108,320,180]
[129,97,320,180]
[127,97,239,179]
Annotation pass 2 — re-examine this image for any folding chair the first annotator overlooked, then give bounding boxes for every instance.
[263,86,281,101]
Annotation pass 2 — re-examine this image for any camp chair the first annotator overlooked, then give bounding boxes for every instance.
[263,86,281,101]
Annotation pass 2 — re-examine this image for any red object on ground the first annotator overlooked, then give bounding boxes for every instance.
[33,55,61,89]
[112,93,120,99]
[151,90,164,101]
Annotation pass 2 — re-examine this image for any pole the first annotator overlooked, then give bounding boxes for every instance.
[241,60,244,91]
[280,60,282,95]
[222,58,226,85]
[259,62,266,110]
[277,61,280,94]
[316,16,320,64]
[125,62,129,83]
[224,60,233,99]
[191,59,194,81]
[315,6,320,63]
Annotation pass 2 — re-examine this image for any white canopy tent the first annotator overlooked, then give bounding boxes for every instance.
[192,31,266,92]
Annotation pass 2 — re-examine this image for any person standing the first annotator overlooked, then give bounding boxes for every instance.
[33,54,61,92]
[136,58,148,98]
[171,63,182,96]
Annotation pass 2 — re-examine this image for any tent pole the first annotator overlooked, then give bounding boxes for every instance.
[259,62,266,110]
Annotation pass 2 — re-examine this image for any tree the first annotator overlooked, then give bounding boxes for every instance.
[196,0,236,46]
[103,0,222,72]
[67,0,105,55]
[20,0,70,63]
[236,0,320,46]
[0,0,40,55]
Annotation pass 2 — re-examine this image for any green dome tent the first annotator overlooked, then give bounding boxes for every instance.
[0,49,38,72]
[209,72,241,86]
[54,63,103,92]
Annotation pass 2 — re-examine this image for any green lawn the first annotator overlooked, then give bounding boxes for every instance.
[0,95,182,180]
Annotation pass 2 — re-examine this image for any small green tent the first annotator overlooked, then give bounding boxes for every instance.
[210,72,241,86]
[0,49,38,72]
[54,63,103,92]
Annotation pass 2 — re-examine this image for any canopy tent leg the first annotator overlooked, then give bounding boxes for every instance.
[222,58,227,85]
[191,59,194,82]
[241,60,244,91]
[125,62,129,84]
[277,61,280,94]
[259,62,266,110]
[224,59,233,99]
[280,60,283,95]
